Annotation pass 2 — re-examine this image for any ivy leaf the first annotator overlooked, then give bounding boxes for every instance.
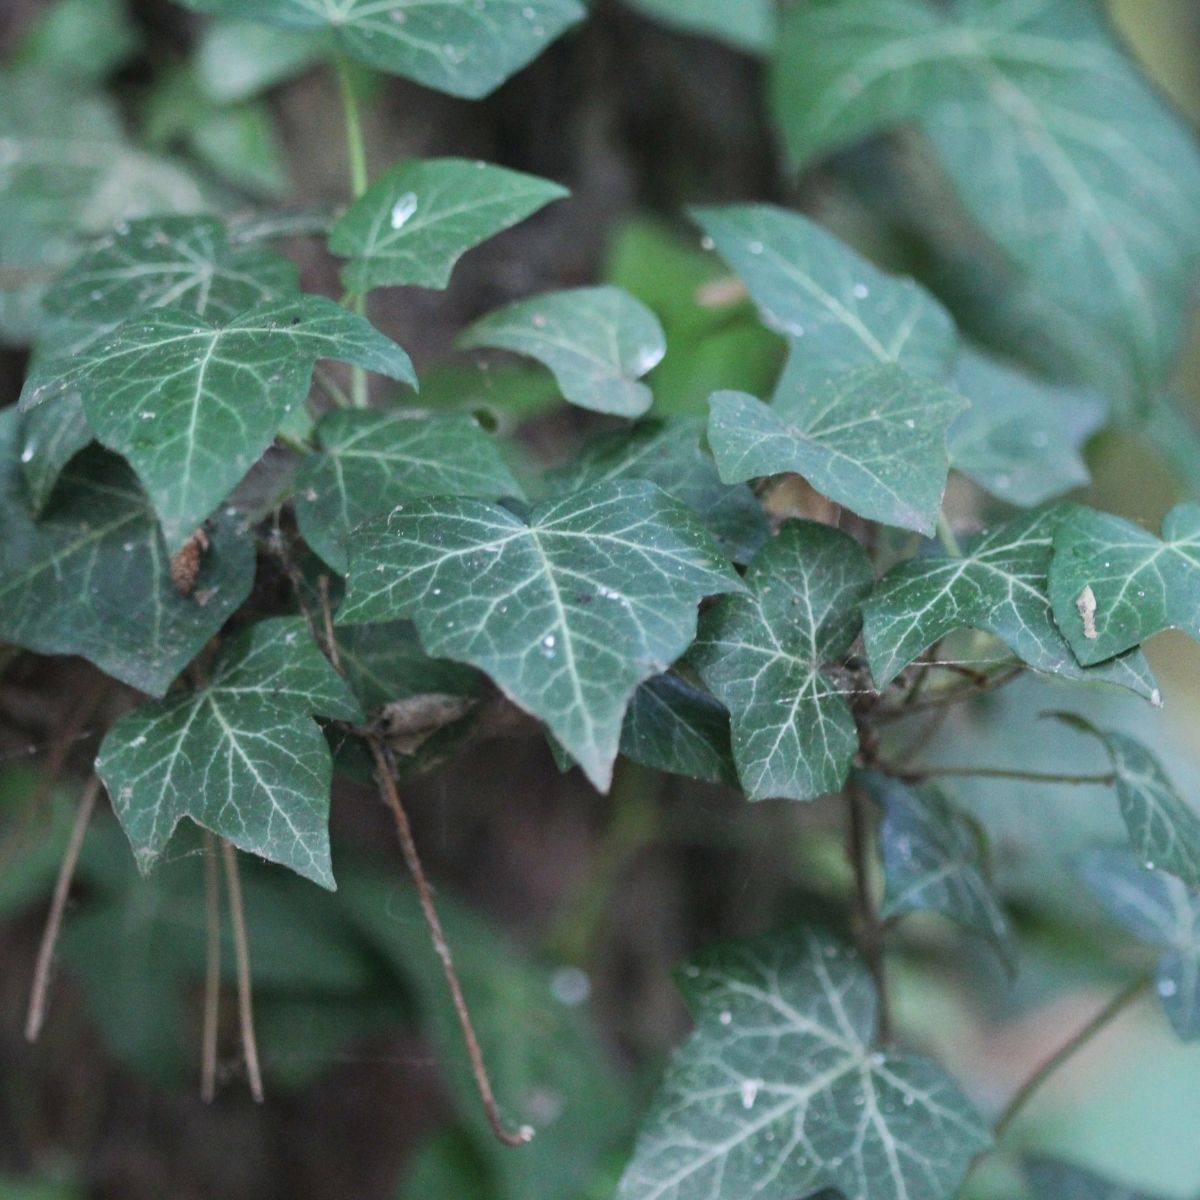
[948,349,1106,507]
[621,0,775,53]
[862,507,1159,701]
[689,521,873,802]
[620,673,737,787]
[1051,715,1200,891]
[0,410,254,697]
[459,286,665,417]
[19,295,416,551]
[708,366,966,536]
[177,0,585,99]
[858,770,1014,968]
[295,408,523,574]
[20,215,299,511]
[770,0,1200,411]
[338,479,743,791]
[1048,503,1200,665]
[96,618,364,888]
[196,19,327,103]
[551,418,769,563]
[692,204,957,387]
[617,926,991,1200]
[329,158,567,293]
[1078,848,1200,1041]
[1024,1158,1167,1200]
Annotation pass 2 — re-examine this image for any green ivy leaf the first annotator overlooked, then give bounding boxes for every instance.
[0,410,254,697]
[1025,1157,1169,1200]
[177,0,586,99]
[617,926,990,1200]
[96,618,364,888]
[770,0,1200,410]
[459,286,665,417]
[295,408,523,574]
[621,0,775,53]
[329,158,567,292]
[692,204,957,387]
[19,295,416,551]
[195,19,327,103]
[12,0,140,83]
[859,770,1013,968]
[708,366,966,536]
[948,349,1105,507]
[1052,715,1200,891]
[20,215,299,511]
[1048,503,1200,665]
[689,521,873,801]
[862,507,1159,700]
[551,418,769,563]
[1078,848,1199,1042]
[620,673,737,787]
[338,479,742,790]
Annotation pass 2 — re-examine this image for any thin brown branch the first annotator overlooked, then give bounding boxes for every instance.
[25,776,102,1042]
[874,665,1025,723]
[890,764,1116,787]
[201,831,222,1103]
[846,783,892,1044]
[368,736,533,1148]
[318,574,342,672]
[219,839,264,1103]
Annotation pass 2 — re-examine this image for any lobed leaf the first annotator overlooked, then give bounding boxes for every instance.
[0,408,254,697]
[177,0,586,99]
[96,618,364,888]
[338,479,741,790]
[1048,503,1200,665]
[617,926,991,1200]
[19,295,416,551]
[689,521,873,801]
[296,408,523,574]
[863,507,1159,700]
[1078,848,1200,1041]
[329,158,567,292]
[459,285,666,417]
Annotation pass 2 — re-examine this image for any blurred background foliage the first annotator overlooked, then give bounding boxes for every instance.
[1,1,1199,1197]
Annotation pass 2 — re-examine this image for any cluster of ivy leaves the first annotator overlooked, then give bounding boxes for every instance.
[3,1,1200,1199]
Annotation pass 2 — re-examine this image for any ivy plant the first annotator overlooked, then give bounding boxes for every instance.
[3,2,1200,1199]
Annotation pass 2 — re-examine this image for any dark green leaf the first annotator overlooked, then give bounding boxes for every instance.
[96,618,364,888]
[20,295,416,551]
[862,507,1159,700]
[708,366,966,536]
[460,286,665,417]
[620,673,737,786]
[338,479,742,790]
[1025,1157,1170,1200]
[617,927,990,1200]
[1078,848,1200,1041]
[177,0,586,99]
[296,408,523,574]
[689,521,873,801]
[551,418,769,563]
[1048,503,1200,665]
[859,770,1013,967]
[948,349,1105,506]
[1051,715,1200,891]
[329,158,567,292]
[692,204,957,387]
[0,409,254,696]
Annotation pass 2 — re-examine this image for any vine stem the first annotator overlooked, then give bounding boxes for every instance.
[894,764,1116,786]
[333,51,370,408]
[220,839,264,1103]
[25,775,101,1042]
[201,831,222,1103]
[367,737,534,1148]
[936,511,962,558]
[994,975,1151,1138]
[847,783,892,1043]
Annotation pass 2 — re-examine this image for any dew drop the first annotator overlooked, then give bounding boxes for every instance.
[390,191,419,230]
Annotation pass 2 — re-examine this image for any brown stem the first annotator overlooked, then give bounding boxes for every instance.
[847,783,891,1043]
[368,737,533,1148]
[25,776,101,1041]
[201,832,222,1103]
[892,764,1116,786]
[994,975,1151,1138]
[219,840,264,1103]
[875,665,1025,724]
[318,574,342,672]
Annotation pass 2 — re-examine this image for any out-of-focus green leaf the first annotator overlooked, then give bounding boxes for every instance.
[621,0,774,53]
[1024,1157,1170,1200]
[11,0,139,82]
[196,18,327,102]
